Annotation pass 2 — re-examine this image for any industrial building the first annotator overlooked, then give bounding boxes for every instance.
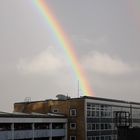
[0,111,67,140]
[14,96,140,140]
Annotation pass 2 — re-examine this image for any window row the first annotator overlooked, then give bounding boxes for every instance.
[52,108,77,117]
[87,135,112,140]
[87,123,112,131]
[0,123,65,131]
[87,104,111,111]
[70,135,112,140]
[87,103,112,118]
[87,110,112,118]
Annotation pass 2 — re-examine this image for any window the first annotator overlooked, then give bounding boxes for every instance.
[87,110,91,116]
[108,124,112,129]
[87,136,92,140]
[101,124,104,130]
[70,136,76,140]
[35,123,49,129]
[101,136,104,140]
[105,124,108,129]
[70,109,77,116]
[52,123,64,129]
[108,136,111,140]
[92,111,96,117]
[70,123,76,129]
[96,137,99,140]
[96,124,99,130]
[102,136,112,140]
[87,123,98,131]
[87,124,92,130]
[92,124,95,130]
[0,123,11,131]
[101,105,112,118]
[96,111,99,117]
[14,123,32,130]
[52,108,59,113]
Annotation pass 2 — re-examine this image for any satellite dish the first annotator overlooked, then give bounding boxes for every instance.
[56,94,70,100]
[24,97,31,102]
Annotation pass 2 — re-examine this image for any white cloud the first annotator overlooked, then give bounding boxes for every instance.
[17,47,134,76]
[83,51,132,75]
[72,35,108,46]
[17,47,66,75]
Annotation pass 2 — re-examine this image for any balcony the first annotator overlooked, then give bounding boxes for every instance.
[0,129,66,139]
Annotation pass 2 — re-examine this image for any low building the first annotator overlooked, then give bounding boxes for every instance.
[0,111,67,140]
[14,96,140,140]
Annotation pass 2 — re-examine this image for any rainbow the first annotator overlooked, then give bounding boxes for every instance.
[33,0,94,96]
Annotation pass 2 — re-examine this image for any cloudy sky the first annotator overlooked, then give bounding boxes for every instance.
[0,0,140,112]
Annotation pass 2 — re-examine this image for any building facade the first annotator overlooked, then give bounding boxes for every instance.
[0,112,67,140]
[14,96,140,140]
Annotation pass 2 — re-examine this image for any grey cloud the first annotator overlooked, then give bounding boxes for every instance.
[83,51,133,75]
[0,0,140,112]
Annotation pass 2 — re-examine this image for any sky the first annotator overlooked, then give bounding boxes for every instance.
[0,0,140,112]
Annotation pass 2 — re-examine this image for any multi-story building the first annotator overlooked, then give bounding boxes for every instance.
[14,96,140,140]
[0,111,67,140]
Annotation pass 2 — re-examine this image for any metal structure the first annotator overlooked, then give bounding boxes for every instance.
[114,111,131,140]
[114,111,131,128]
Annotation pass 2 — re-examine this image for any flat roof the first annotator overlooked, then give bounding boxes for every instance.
[14,96,140,106]
[0,111,66,118]
[83,96,140,105]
